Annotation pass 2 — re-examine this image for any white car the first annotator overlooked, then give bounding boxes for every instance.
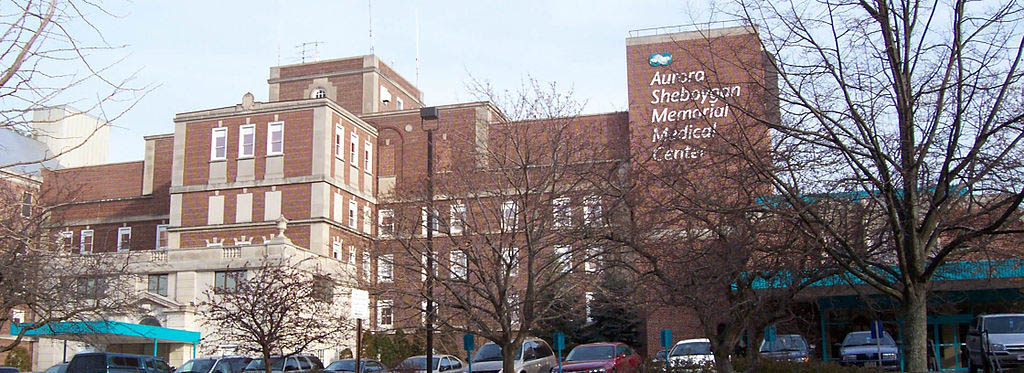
[667,339,714,368]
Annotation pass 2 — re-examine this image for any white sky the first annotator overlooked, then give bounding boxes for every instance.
[77,1,718,162]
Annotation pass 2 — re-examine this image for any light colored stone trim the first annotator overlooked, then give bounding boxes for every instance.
[58,214,170,227]
[174,99,378,137]
[207,195,225,225]
[310,182,330,219]
[171,122,186,187]
[236,193,253,223]
[170,194,182,226]
[309,222,330,257]
[143,139,155,195]
[268,66,281,101]
[363,70,378,114]
[264,190,282,221]
[625,25,756,46]
[312,106,329,176]
[170,175,378,205]
[268,68,373,84]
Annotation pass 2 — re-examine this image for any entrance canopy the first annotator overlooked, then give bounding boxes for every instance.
[11,320,201,344]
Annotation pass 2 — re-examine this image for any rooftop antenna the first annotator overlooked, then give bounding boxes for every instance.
[368,0,375,55]
[415,8,420,87]
[296,42,325,63]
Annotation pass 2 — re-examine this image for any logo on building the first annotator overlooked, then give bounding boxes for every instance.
[649,53,672,67]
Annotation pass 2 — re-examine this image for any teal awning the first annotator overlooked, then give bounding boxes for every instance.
[11,320,200,344]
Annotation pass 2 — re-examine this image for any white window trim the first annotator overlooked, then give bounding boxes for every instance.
[378,254,394,283]
[421,207,438,236]
[555,244,571,273]
[378,209,394,238]
[553,197,571,228]
[155,224,169,250]
[585,248,599,273]
[364,140,373,174]
[583,195,603,225]
[80,230,94,254]
[332,241,343,260]
[267,121,284,156]
[503,247,519,277]
[585,292,595,322]
[349,132,359,166]
[348,246,356,265]
[117,227,132,252]
[377,300,394,329]
[450,250,467,280]
[58,230,73,249]
[501,200,518,230]
[362,205,372,234]
[362,251,371,281]
[348,200,358,229]
[450,203,466,235]
[396,97,404,110]
[238,124,256,158]
[335,125,345,159]
[211,127,228,161]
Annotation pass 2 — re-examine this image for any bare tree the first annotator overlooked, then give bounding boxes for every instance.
[377,79,616,373]
[0,175,142,354]
[197,256,350,373]
[673,0,1024,370]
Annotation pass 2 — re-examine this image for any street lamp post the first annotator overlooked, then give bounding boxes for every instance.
[420,106,440,370]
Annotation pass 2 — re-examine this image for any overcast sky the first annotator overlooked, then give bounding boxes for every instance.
[80,1,718,162]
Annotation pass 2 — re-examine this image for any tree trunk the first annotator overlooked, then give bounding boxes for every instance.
[902,287,929,373]
[712,348,733,373]
[262,351,273,373]
[502,342,517,373]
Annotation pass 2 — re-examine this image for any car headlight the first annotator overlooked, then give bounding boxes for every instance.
[882,353,897,360]
[991,343,1006,351]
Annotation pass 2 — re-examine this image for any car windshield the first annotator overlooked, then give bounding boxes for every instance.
[244,359,285,371]
[843,332,895,347]
[327,361,358,371]
[177,359,216,373]
[397,357,440,370]
[986,316,1024,334]
[566,345,615,362]
[670,342,711,356]
[472,343,522,362]
[759,335,807,352]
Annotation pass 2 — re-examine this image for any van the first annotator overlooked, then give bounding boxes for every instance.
[67,352,172,373]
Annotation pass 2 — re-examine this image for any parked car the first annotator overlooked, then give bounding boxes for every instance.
[837,331,899,369]
[966,313,1024,372]
[558,342,641,373]
[0,366,19,373]
[243,355,323,373]
[758,334,811,362]
[470,338,555,373]
[43,363,68,373]
[666,339,714,368]
[392,355,464,373]
[67,352,172,373]
[323,359,387,373]
[175,356,252,373]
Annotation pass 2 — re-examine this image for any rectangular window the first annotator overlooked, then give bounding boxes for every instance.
[362,205,372,234]
[377,300,393,329]
[332,241,342,260]
[335,125,345,159]
[364,140,372,173]
[117,227,132,252]
[450,250,467,280]
[77,277,107,298]
[267,122,284,155]
[583,195,603,226]
[214,270,245,292]
[348,200,358,229]
[350,132,359,166]
[58,231,73,250]
[503,247,519,277]
[80,230,93,254]
[20,191,32,218]
[378,209,394,238]
[239,124,255,158]
[11,309,24,325]
[156,224,169,250]
[585,292,595,322]
[396,97,404,110]
[348,246,356,266]
[450,203,466,235]
[421,207,438,236]
[148,274,168,297]
[553,197,571,228]
[501,200,518,230]
[555,245,571,273]
[211,128,227,160]
[362,251,370,281]
[378,254,394,283]
[585,247,599,273]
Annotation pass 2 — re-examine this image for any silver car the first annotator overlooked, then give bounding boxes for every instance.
[470,338,556,373]
[393,355,465,373]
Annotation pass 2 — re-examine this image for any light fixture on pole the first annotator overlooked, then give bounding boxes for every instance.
[420,106,439,366]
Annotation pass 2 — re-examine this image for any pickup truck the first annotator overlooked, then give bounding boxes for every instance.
[965,314,1024,372]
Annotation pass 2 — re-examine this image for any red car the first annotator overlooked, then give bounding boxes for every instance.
[556,342,641,373]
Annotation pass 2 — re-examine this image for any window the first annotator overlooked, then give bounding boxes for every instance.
[450,203,466,235]
[58,231,73,250]
[503,247,519,277]
[11,309,24,325]
[267,122,284,155]
[211,128,227,160]
[156,224,169,250]
[312,276,333,302]
[348,200,358,229]
[215,270,245,292]
[362,251,370,281]
[362,205,372,234]
[553,197,571,228]
[239,124,255,158]
[583,196,603,225]
[148,274,168,297]
[554,245,571,273]
[348,246,356,265]
[585,292,595,322]
[396,97,404,110]
[585,247,599,273]
[501,200,518,230]
[20,191,32,218]
[311,88,327,99]
[364,140,372,173]
[80,230,93,254]
[77,277,107,298]
[117,227,132,252]
[349,132,359,166]
[335,125,345,159]
[378,254,394,283]
[450,250,467,280]
[421,207,438,236]
[332,241,342,260]
[377,300,393,329]
[378,209,394,238]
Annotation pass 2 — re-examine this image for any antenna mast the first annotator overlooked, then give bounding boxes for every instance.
[296,42,325,63]
[368,0,375,55]
[415,8,420,87]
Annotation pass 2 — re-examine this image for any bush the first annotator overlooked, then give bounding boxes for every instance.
[4,346,31,372]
